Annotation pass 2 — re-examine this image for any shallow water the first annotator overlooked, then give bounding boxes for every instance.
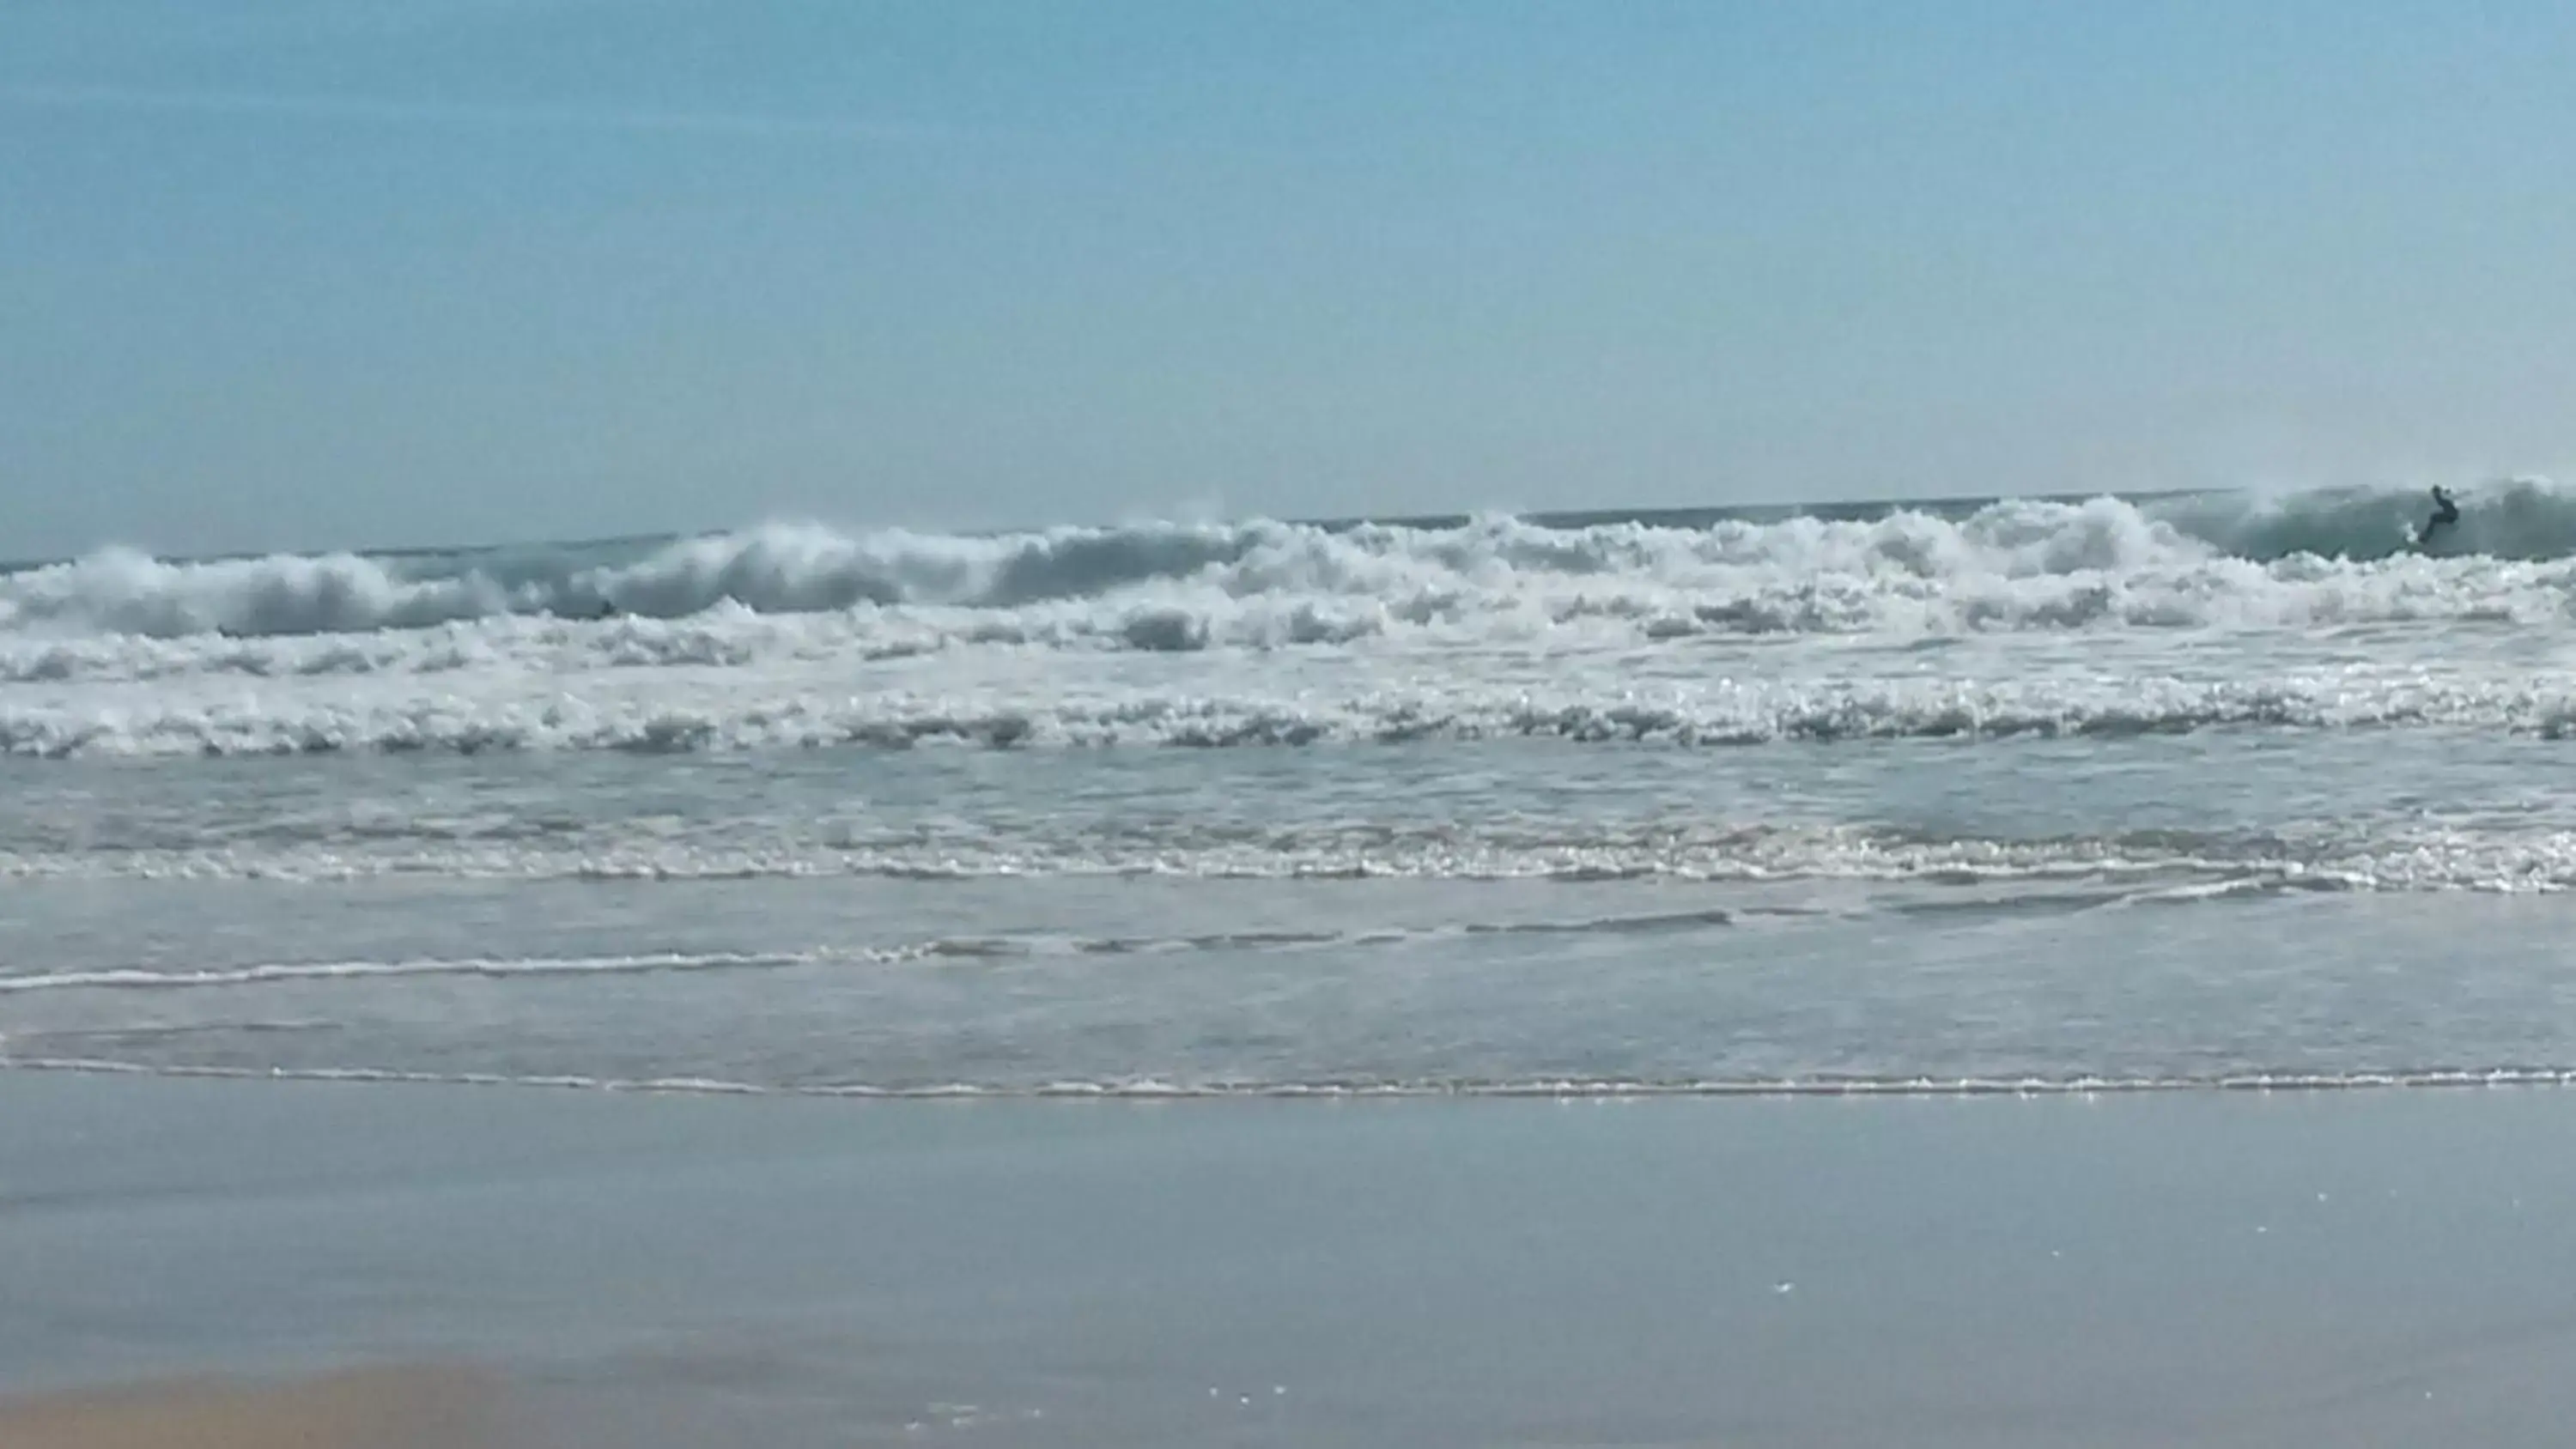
[5,491,2574,1091]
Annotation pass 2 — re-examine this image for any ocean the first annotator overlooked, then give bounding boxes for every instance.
[7,480,2576,1096]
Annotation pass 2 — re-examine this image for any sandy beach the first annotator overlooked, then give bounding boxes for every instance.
[6,1072,2576,1446]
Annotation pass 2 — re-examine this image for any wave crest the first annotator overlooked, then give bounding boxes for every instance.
[5,481,2567,645]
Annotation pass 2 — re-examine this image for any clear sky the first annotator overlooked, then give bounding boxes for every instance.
[7,1,2576,555]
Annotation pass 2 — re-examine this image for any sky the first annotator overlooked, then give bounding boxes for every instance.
[7,0,2576,556]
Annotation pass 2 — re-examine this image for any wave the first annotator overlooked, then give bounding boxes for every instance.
[0,949,852,994]
[0,912,1765,997]
[8,670,2576,756]
[8,1056,2576,1098]
[9,822,2573,893]
[4,481,2570,648]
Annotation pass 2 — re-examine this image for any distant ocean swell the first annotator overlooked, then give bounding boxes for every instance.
[3,482,2568,649]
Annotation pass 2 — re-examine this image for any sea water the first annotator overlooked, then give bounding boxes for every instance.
[7,484,2576,1094]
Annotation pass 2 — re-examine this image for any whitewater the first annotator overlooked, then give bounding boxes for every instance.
[7,482,2576,757]
[8,482,2576,1097]
[8,482,2574,645]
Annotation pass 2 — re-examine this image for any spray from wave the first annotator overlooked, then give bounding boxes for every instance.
[3,480,2566,644]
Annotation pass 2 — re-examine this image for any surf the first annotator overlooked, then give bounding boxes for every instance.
[0,480,2561,644]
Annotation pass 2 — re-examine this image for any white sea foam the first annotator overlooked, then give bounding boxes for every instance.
[2,490,2567,763]
[0,915,1753,994]
[8,822,2573,892]
[0,949,857,994]
[3,662,2573,758]
[3,486,2569,667]
[5,1055,2574,1098]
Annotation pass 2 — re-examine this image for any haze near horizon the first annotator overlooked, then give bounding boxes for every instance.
[7,0,2576,559]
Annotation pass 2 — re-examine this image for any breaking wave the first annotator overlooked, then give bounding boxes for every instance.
[7,668,2576,756]
[5,481,2573,649]
[10,820,2576,894]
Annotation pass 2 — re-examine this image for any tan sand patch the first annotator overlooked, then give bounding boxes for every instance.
[0,1365,513,1449]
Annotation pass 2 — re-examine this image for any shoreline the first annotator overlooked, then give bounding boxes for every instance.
[8,1071,2576,1446]
[15,1056,2576,1099]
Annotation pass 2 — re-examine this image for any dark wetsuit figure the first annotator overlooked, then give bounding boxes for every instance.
[2418,486,2460,545]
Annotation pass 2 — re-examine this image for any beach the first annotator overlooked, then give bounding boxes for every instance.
[8,1072,2576,1446]
[19,0,2576,1437]
[11,500,2576,1444]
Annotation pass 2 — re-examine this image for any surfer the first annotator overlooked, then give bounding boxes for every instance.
[2416,485,2461,545]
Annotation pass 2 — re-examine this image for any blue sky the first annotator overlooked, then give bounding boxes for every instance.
[7,1,2576,555]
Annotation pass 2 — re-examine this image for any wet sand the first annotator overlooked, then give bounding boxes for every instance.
[0,1366,507,1449]
[6,1072,2576,1446]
